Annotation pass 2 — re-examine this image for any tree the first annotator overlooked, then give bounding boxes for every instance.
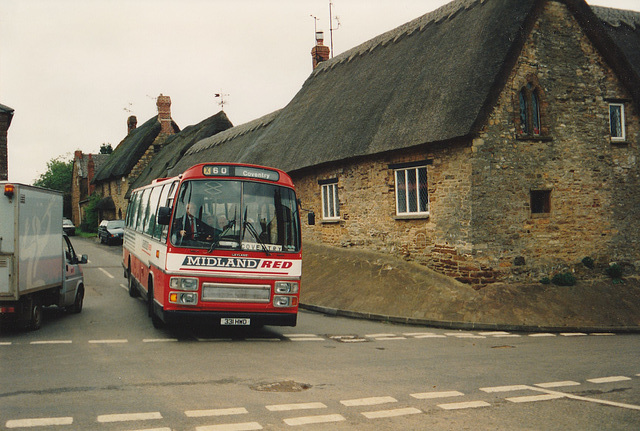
[33,155,73,218]
[100,143,113,154]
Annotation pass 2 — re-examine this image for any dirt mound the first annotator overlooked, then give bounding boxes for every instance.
[300,241,640,330]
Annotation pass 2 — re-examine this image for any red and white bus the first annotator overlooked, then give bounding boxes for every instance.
[123,163,301,328]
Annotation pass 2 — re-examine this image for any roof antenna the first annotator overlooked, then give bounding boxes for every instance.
[215,92,229,110]
[310,14,319,43]
[329,0,340,58]
[123,102,133,113]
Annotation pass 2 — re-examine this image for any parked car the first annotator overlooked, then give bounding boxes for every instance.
[98,219,125,245]
[63,218,76,236]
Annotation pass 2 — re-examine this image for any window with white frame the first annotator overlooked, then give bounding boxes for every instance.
[609,103,625,141]
[320,180,340,221]
[394,165,428,216]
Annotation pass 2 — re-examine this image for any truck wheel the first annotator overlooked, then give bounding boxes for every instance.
[69,287,84,314]
[30,303,42,330]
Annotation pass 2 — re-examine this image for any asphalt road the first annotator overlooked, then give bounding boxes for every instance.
[0,237,639,430]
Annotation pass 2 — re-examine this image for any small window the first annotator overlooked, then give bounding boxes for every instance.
[395,166,428,216]
[609,103,625,142]
[530,190,551,214]
[321,181,340,221]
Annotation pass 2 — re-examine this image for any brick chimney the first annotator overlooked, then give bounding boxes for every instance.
[127,115,137,135]
[156,94,173,135]
[87,154,96,195]
[311,31,330,69]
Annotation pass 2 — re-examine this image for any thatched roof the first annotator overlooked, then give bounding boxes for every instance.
[0,103,14,127]
[93,115,179,183]
[127,111,232,196]
[169,0,640,176]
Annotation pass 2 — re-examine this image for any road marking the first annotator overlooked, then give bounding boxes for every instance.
[120,283,129,291]
[341,396,397,406]
[124,428,171,431]
[0,342,12,346]
[535,381,580,388]
[365,333,396,338]
[97,412,162,423]
[478,331,512,336]
[411,333,447,338]
[587,376,632,384]
[196,422,263,431]
[526,385,640,411]
[89,339,128,344]
[99,267,115,279]
[411,390,464,399]
[438,400,491,410]
[266,402,326,412]
[284,334,324,341]
[480,385,530,393]
[447,333,486,338]
[361,407,422,419]
[244,338,281,342]
[560,333,587,337]
[283,414,345,426]
[590,333,615,336]
[506,393,565,403]
[528,333,556,337]
[6,417,73,428]
[30,340,73,345]
[185,408,248,417]
[142,338,178,343]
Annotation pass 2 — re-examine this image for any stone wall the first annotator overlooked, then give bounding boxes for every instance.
[470,1,640,282]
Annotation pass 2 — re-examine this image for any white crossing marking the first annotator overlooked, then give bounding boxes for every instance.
[528,333,556,337]
[373,336,407,340]
[125,428,171,431]
[89,339,128,344]
[535,381,580,388]
[478,331,511,336]
[0,342,11,346]
[185,407,248,417]
[506,393,565,403]
[284,334,324,341]
[120,283,128,291]
[97,412,162,423]
[361,407,422,419]
[411,334,447,338]
[99,267,115,279]
[480,385,530,393]
[560,333,587,337]
[6,417,73,428]
[526,385,640,411]
[590,333,615,336]
[341,396,397,406]
[438,400,491,410]
[196,422,263,431]
[245,338,281,342]
[30,340,72,345]
[411,390,464,399]
[587,376,632,384]
[491,334,521,338]
[266,402,326,412]
[365,333,396,338]
[283,414,345,426]
[142,338,179,343]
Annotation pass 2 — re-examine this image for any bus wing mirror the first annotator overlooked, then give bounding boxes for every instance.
[157,206,172,225]
[308,211,315,226]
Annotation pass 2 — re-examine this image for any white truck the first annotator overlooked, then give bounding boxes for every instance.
[0,183,87,330]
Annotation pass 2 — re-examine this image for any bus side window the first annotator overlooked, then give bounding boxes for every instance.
[155,184,171,241]
[136,188,151,233]
[145,185,162,236]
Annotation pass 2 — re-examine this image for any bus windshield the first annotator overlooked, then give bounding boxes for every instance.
[170,179,300,252]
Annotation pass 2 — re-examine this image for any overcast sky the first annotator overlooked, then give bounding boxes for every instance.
[1,0,639,184]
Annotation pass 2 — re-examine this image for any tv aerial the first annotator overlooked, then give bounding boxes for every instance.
[215,92,229,110]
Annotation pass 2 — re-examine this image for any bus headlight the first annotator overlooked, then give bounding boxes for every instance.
[273,295,298,308]
[169,292,198,305]
[169,277,199,291]
[275,281,299,294]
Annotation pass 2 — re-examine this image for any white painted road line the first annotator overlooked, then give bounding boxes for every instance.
[527,385,640,411]
[587,376,632,384]
[535,381,581,388]
[125,428,171,431]
[478,331,512,336]
[341,396,397,406]
[284,334,324,341]
[506,393,565,403]
[480,385,531,393]
[283,414,345,426]
[266,402,327,412]
[528,333,556,337]
[590,333,615,336]
[0,342,11,346]
[196,422,263,431]
[142,338,179,343]
[361,407,422,419]
[6,417,73,428]
[411,390,464,399]
[438,400,491,410]
[89,339,129,344]
[412,334,447,338]
[97,412,162,423]
[30,340,72,345]
[99,267,115,279]
[365,333,396,338]
[185,408,248,417]
[560,333,587,337]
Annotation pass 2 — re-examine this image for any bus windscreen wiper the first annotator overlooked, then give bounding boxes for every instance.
[243,221,271,256]
[208,219,236,253]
